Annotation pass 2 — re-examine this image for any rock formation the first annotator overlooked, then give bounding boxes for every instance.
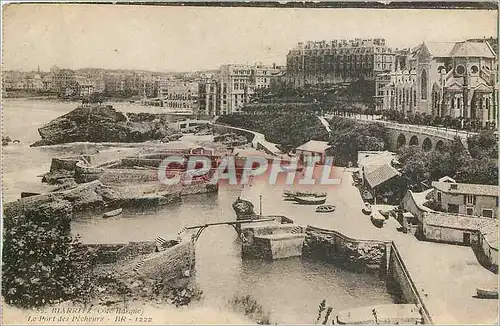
[30,105,174,146]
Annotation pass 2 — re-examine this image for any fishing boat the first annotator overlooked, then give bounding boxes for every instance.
[371,211,385,228]
[316,204,335,213]
[294,196,327,205]
[102,208,122,218]
[362,202,372,215]
[476,288,498,299]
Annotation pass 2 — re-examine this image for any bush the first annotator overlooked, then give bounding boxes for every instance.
[230,294,271,324]
[2,200,97,308]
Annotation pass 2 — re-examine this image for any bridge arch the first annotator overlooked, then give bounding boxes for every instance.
[435,140,444,151]
[396,133,406,149]
[409,135,419,146]
[422,137,432,152]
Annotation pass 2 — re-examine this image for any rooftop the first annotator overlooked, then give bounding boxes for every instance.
[432,181,498,197]
[425,212,498,249]
[364,163,400,189]
[295,140,331,154]
[421,40,496,59]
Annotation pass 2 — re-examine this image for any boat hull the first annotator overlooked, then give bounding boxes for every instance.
[294,196,327,205]
[103,208,123,218]
[371,216,385,228]
[477,288,498,299]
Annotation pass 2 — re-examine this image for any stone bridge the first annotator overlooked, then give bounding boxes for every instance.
[324,115,470,152]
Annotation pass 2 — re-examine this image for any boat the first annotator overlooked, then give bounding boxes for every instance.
[294,196,327,205]
[371,211,385,228]
[362,202,372,215]
[283,190,327,198]
[316,204,335,213]
[476,288,498,299]
[102,208,122,218]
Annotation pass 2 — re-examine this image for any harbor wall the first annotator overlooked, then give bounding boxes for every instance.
[302,225,389,273]
[387,243,433,324]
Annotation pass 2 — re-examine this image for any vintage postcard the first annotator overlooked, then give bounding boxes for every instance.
[1,2,499,325]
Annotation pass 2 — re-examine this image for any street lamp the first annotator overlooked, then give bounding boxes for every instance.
[259,195,263,216]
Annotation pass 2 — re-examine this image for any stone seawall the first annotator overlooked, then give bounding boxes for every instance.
[84,241,158,264]
[387,243,433,324]
[118,241,195,285]
[99,169,160,184]
[302,226,390,274]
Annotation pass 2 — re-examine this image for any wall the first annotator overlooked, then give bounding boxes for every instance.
[99,169,160,184]
[119,241,195,285]
[83,241,157,264]
[440,193,497,218]
[388,243,433,324]
[480,232,498,271]
[302,226,390,273]
[401,190,426,224]
[423,224,479,245]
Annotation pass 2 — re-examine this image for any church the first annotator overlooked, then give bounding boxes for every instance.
[375,40,497,128]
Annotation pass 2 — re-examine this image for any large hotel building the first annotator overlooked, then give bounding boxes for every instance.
[198,63,284,117]
[285,38,396,86]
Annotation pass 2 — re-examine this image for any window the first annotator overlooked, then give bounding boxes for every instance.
[437,191,442,202]
[421,69,427,100]
[466,207,474,215]
[455,65,465,75]
[482,209,494,218]
[470,65,479,74]
[464,194,476,205]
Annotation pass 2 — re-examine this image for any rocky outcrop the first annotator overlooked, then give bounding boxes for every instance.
[3,180,182,219]
[30,105,174,146]
[232,197,256,219]
[213,133,249,147]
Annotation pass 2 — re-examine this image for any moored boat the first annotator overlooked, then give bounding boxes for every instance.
[371,211,385,228]
[103,208,122,218]
[476,288,498,299]
[316,204,335,213]
[362,202,372,215]
[294,196,327,205]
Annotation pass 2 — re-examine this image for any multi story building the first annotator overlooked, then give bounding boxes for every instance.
[104,73,125,94]
[376,40,497,127]
[198,78,221,118]
[431,180,498,218]
[159,80,198,111]
[198,63,285,118]
[286,38,395,87]
[50,67,76,93]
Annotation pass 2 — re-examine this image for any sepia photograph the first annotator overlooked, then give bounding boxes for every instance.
[1,2,499,325]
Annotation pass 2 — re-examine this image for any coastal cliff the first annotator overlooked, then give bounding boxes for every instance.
[30,105,174,146]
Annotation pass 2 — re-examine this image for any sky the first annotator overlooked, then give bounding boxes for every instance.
[2,4,498,72]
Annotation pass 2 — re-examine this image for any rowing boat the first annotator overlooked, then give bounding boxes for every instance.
[477,288,498,299]
[316,205,335,213]
[371,211,385,228]
[103,208,122,218]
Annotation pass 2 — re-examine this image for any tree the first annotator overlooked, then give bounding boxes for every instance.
[2,200,96,308]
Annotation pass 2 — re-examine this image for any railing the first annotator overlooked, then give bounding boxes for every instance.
[390,242,434,324]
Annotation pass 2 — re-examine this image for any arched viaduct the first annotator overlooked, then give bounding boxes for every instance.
[352,119,469,152]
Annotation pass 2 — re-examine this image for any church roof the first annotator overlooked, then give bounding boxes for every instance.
[449,41,496,58]
[419,41,495,59]
[425,42,457,57]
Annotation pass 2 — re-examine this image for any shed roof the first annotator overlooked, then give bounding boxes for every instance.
[364,163,400,189]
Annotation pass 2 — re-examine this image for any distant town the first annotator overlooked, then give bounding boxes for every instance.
[3,36,497,128]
